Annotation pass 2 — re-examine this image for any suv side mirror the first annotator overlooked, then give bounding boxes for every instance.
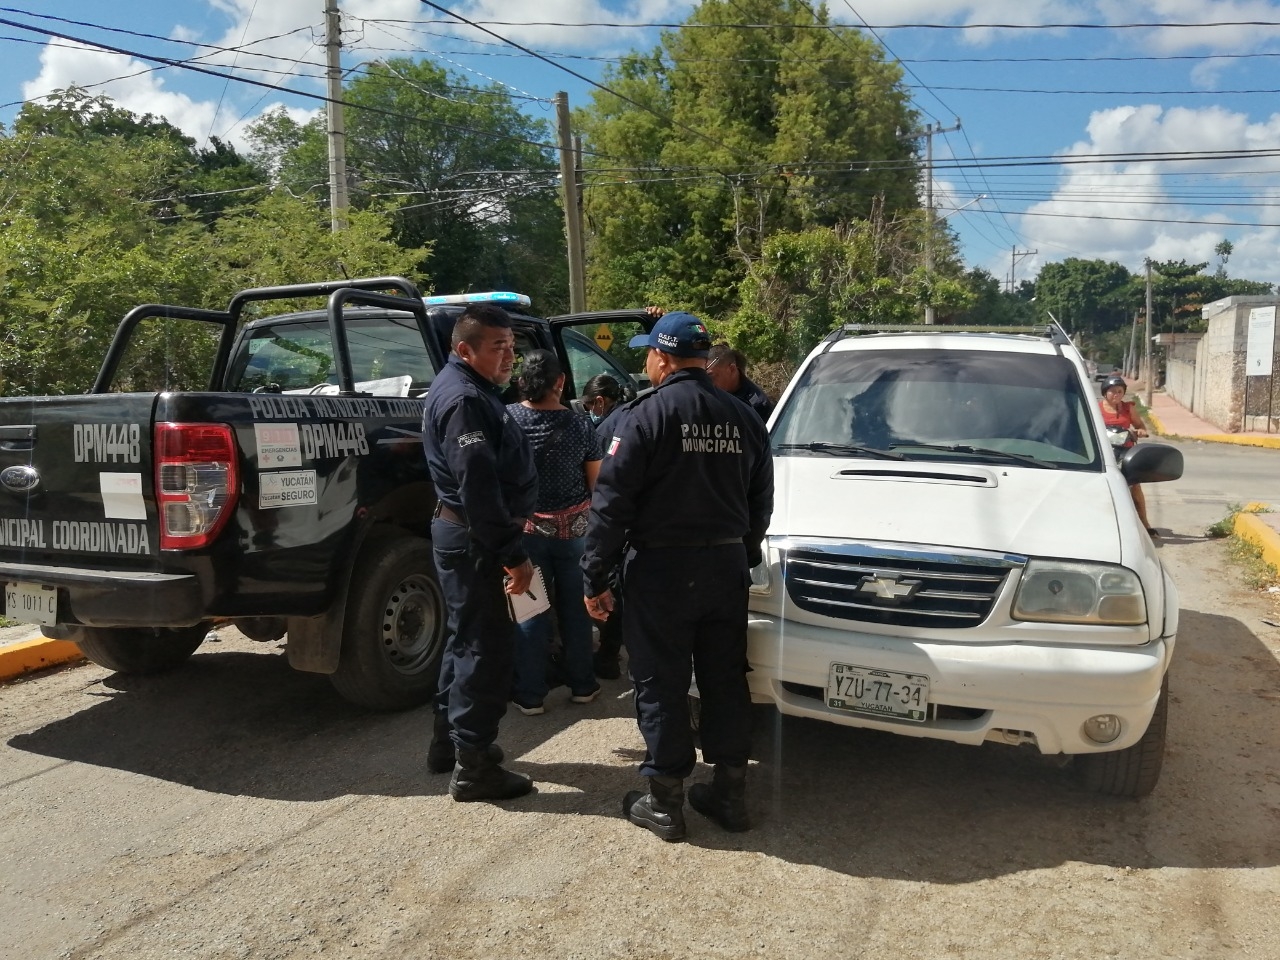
[1120,443,1183,484]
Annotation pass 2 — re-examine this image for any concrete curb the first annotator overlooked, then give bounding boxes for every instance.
[0,633,84,682]
[1146,403,1280,449]
[1193,434,1280,449]
[1234,509,1280,574]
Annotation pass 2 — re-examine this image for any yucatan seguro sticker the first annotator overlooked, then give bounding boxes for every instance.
[254,422,303,469]
[258,470,317,509]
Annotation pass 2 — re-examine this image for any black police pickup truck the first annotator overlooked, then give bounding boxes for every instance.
[0,276,653,708]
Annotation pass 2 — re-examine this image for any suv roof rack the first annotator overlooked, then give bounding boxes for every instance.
[831,322,1071,346]
[422,291,532,308]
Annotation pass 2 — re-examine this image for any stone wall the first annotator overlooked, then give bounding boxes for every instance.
[1162,333,1202,411]
[1191,297,1280,432]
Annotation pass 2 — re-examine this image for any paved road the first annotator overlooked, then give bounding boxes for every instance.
[2,445,1279,960]
[1146,438,1280,535]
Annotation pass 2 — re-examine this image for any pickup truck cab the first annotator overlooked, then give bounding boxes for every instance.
[744,323,1184,796]
[0,277,654,709]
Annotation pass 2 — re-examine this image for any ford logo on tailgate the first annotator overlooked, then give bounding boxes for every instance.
[0,465,40,494]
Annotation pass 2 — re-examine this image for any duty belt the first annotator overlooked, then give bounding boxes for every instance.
[433,503,467,526]
[433,503,527,535]
[633,537,742,549]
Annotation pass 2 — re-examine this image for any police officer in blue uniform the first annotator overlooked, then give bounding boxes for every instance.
[580,373,628,680]
[581,312,774,840]
[423,303,537,802]
[707,343,775,422]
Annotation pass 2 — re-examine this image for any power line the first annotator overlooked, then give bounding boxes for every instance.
[394,18,1280,31]
[414,0,758,167]
[0,14,575,157]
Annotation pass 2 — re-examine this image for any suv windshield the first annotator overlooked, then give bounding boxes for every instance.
[771,347,1102,470]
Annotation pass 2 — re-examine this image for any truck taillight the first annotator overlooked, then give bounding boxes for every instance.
[154,423,239,550]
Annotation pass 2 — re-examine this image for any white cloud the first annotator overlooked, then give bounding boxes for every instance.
[1015,103,1280,284]
[22,41,222,142]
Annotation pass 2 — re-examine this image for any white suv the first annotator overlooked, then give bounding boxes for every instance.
[746,324,1183,797]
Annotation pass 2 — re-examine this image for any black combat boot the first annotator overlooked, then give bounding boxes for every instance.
[688,764,749,832]
[449,746,533,802]
[427,713,503,774]
[622,775,686,841]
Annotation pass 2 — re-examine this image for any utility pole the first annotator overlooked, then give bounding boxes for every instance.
[920,119,960,324]
[1152,259,1162,407]
[1127,309,1140,379]
[556,92,586,311]
[574,133,587,302]
[324,0,347,232]
[1009,247,1037,294]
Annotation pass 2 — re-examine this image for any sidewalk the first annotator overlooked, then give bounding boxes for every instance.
[1138,383,1280,449]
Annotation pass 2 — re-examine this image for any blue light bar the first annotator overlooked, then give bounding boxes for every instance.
[422,291,532,308]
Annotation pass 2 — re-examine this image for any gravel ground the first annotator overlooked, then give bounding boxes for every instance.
[1,533,1279,960]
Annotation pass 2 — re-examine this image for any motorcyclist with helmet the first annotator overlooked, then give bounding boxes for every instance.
[1098,374,1157,538]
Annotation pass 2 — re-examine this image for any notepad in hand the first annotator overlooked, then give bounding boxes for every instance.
[506,565,551,623]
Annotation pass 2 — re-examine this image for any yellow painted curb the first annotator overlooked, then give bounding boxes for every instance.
[1234,510,1280,574]
[1197,434,1280,449]
[0,636,84,681]
[1146,407,1167,436]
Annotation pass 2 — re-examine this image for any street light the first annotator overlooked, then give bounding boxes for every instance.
[935,194,987,221]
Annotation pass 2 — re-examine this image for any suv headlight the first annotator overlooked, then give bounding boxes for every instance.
[1012,560,1146,625]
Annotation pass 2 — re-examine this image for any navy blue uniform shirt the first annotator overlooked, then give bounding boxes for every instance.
[423,355,537,567]
[582,367,774,596]
[732,375,775,422]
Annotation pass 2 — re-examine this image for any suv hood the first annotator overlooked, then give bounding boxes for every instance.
[770,457,1122,562]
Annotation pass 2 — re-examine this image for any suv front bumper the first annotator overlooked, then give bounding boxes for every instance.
[746,612,1170,755]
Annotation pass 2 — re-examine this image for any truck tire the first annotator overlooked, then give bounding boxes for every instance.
[61,624,208,674]
[329,534,445,710]
[1076,675,1168,798]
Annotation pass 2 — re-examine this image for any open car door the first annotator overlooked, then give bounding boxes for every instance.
[546,309,657,406]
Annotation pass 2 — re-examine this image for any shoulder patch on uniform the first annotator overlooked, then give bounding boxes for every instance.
[608,436,621,456]
[458,431,484,447]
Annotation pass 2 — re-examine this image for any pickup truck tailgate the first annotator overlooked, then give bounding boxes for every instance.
[0,395,160,564]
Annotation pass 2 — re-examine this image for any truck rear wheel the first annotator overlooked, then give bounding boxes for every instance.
[329,534,445,710]
[60,624,208,674]
[1076,675,1168,798]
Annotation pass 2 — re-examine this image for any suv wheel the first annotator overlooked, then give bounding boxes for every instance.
[1076,675,1168,798]
[59,624,208,674]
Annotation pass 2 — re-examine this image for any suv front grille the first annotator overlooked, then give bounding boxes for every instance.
[781,545,1018,629]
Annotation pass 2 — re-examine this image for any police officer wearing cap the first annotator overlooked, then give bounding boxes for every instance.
[423,303,537,802]
[581,312,774,841]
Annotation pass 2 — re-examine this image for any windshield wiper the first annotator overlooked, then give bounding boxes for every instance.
[775,442,905,461]
[888,442,1058,469]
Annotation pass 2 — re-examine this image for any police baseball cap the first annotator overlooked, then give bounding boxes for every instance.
[628,312,712,358]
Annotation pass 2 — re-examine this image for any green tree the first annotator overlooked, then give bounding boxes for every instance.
[0,92,423,396]
[577,0,920,316]
[722,210,973,374]
[952,268,1037,326]
[249,60,567,309]
[1033,258,1135,336]
[1149,259,1209,333]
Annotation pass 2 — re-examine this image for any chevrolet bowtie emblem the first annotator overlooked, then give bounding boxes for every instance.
[857,575,922,604]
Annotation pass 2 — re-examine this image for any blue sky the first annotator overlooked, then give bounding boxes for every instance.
[4,1,1280,292]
